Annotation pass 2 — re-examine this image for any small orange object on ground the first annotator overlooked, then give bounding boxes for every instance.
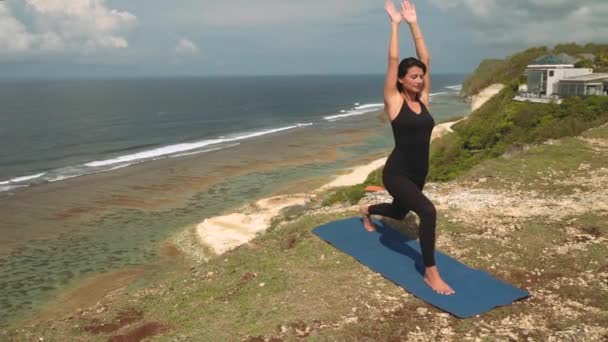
[364,185,385,192]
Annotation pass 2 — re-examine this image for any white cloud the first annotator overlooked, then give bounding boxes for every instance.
[196,0,375,27]
[0,4,35,52]
[175,38,200,56]
[428,0,608,46]
[0,0,136,56]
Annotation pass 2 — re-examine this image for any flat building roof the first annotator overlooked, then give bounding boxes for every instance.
[560,73,608,82]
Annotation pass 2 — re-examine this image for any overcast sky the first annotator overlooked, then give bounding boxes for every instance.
[1,0,607,78]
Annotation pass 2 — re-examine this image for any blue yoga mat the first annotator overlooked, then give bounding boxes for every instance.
[313,217,529,318]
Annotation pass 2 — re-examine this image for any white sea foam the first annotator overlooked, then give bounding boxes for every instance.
[323,94,455,121]
[47,173,83,183]
[323,103,384,121]
[446,84,462,91]
[170,143,240,158]
[0,184,29,192]
[0,172,46,185]
[103,163,134,171]
[85,123,313,167]
[0,122,318,193]
[354,103,384,110]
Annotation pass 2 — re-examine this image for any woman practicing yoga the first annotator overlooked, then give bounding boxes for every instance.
[359,0,454,295]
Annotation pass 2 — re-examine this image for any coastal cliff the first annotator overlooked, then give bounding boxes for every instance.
[8,121,606,342]
[5,45,608,341]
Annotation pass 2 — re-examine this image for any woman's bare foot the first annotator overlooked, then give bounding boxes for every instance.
[358,204,376,232]
[424,266,455,295]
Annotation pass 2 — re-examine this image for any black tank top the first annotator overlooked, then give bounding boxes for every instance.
[384,100,435,178]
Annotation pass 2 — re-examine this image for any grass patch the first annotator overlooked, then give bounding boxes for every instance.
[566,212,608,238]
[456,134,604,195]
[581,121,608,139]
[436,212,469,235]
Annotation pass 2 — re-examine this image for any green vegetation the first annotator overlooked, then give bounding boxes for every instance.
[575,59,594,69]
[430,42,608,182]
[320,167,382,207]
[554,43,608,72]
[552,42,608,56]
[429,90,608,181]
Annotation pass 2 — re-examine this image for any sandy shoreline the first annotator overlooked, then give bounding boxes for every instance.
[195,118,463,255]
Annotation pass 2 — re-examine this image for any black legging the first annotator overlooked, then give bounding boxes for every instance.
[368,173,437,267]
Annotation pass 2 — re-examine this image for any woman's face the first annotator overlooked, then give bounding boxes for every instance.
[399,66,425,94]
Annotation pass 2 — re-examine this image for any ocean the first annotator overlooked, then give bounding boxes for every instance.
[0,74,469,325]
[0,75,465,192]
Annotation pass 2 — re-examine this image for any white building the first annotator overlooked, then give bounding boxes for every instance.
[515,54,606,103]
[525,55,592,97]
[556,73,608,97]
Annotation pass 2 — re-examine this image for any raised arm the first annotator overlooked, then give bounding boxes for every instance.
[383,0,403,114]
[401,0,431,107]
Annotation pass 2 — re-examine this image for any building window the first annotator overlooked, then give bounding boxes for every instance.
[568,83,575,95]
[549,70,554,77]
[528,71,543,93]
[577,84,584,95]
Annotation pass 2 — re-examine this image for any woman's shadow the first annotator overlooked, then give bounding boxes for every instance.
[371,214,426,276]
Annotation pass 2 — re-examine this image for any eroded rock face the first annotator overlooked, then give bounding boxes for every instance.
[471,83,505,112]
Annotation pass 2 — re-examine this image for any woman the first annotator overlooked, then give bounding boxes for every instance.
[359,0,454,295]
